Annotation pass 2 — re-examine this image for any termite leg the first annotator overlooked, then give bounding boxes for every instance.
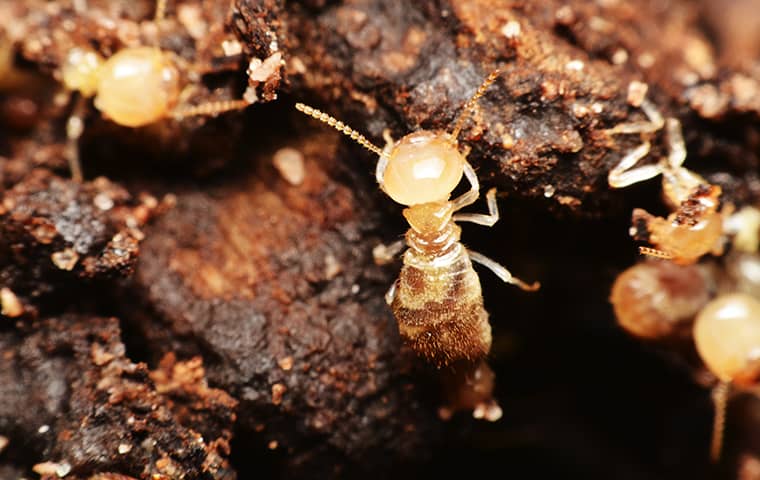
[451,161,480,211]
[453,187,499,226]
[65,93,88,182]
[373,239,406,265]
[665,117,686,170]
[605,99,668,188]
[639,246,674,260]
[607,141,663,188]
[468,250,540,291]
[710,381,730,463]
[605,99,665,136]
[384,281,398,305]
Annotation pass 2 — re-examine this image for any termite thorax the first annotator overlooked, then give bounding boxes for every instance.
[402,201,462,256]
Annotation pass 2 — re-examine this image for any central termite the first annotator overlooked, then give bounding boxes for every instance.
[296,69,539,373]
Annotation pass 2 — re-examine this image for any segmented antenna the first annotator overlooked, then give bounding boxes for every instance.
[450,68,503,142]
[638,246,673,260]
[710,381,730,463]
[171,99,250,120]
[295,103,385,157]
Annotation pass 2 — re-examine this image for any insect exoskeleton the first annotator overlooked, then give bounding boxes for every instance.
[607,94,726,264]
[54,0,254,182]
[609,260,711,340]
[296,68,539,370]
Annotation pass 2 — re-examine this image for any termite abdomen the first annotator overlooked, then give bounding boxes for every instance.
[391,244,491,366]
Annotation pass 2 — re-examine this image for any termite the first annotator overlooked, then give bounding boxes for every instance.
[693,291,760,462]
[606,99,726,264]
[296,69,539,371]
[609,260,711,340]
[57,0,253,181]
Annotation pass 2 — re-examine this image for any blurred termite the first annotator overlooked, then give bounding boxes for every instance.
[59,0,253,181]
[296,69,539,420]
[694,292,760,462]
[606,98,726,264]
[609,260,711,340]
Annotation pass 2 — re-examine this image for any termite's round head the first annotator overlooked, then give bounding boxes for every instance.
[382,131,465,206]
[694,292,760,386]
[93,47,181,128]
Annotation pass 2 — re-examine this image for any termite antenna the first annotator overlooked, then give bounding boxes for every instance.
[449,68,503,142]
[639,246,673,260]
[710,381,730,463]
[171,99,251,120]
[295,103,386,157]
[155,0,168,22]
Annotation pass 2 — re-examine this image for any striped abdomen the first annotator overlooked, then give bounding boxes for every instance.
[391,242,491,366]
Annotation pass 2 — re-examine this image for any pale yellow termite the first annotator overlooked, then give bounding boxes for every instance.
[58,0,252,181]
[296,69,539,371]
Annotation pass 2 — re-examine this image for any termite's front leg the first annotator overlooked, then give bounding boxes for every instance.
[453,188,499,227]
[451,161,480,211]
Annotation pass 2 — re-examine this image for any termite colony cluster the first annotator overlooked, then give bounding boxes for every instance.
[607,84,760,463]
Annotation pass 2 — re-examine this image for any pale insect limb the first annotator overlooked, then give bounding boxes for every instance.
[372,239,406,265]
[384,281,397,306]
[710,381,730,463]
[468,250,540,292]
[605,99,665,136]
[607,141,663,188]
[155,0,168,22]
[453,187,499,227]
[65,93,89,183]
[450,68,503,142]
[638,246,673,260]
[665,117,687,170]
[171,99,251,120]
[451,161,481,211]
[295,103,386,158]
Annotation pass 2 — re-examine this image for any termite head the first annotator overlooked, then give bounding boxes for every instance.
[382,131,465,206]
[694,292,760,387]
[93,46,181,127]
[637,184,724,264]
